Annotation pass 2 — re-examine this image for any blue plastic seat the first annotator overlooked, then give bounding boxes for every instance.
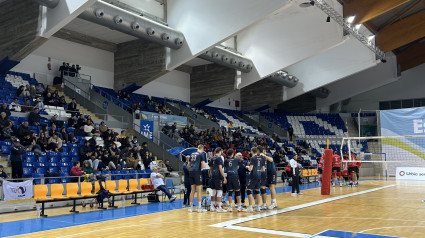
[35,167,46,174]
[37,156,48,163]
[49,156,59,163]
[24,156,36,163]
[47,167,59,173]
[23,167,33,177]
[60,157,70,163]
[1,145,10,155]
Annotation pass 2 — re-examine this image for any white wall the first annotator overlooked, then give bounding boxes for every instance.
[12,37,114,88]
[341,63,425,112]
[133,70,190,102]
[207,90,241,110]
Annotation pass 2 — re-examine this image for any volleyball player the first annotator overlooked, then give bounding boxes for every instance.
[258,146,268,210]
[261,148,277,209]
[348,155,357,186]
[188,145,206,212]
[355,154,361,186]
[224,149,246,212]
[317,156,324,186]
[332,152,342,187]
[341,155,349,186]
[246,147,264,213]
[208,147,227,212]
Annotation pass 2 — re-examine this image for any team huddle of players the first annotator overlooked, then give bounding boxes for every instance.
[187,144,278,213]
[317,152,362,187]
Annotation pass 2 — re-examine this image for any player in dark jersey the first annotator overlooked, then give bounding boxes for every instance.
[257,146,268,210]
[355,154,361,186]
[246,147,265,213]
[317,156,324,186]
[208,147,227,212]
[261,148,277,209]
[224,149,246,212]
[188,145,207,212]
[332,152,342,187]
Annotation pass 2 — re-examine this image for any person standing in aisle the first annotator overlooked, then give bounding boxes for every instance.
[182,156,191,207]
[10,139,25,180]
[290,154,303,196]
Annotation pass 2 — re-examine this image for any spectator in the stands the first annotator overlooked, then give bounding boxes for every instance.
[84,120,95,136]
[0,165,7,199]
[30,85,36,98]
[103,135,114,149]
[150,167,176,202]
[99,121,108,134]
[126,152,140,170]
[228,121,234,130]
[17,121,31,140]
[82,160,94,175]
[58,96,67,108]
[0,103,11,118]
[33,97,44,111]
[165,160,173,172]
[77,114,86,128]
[2,121,15,141]
[130,136,138,148]
[47,132,62,152]
[67,98,77,114]
[142,151,153,170]
[36,132,48,151]
[44,92,53,106]
[22,99,33,112]
[288,126,294,141]
[0,112,10,130]
[69,65,77,77]
[28,108,43,126]
[35,83,44,97]
[50,114,64,128]
[22,132,42,155]
[79,141,91,159]
[162,123,171,136]
[70,161,85,182]
[59,62,67,79]
[102,151,116,170]
[60,127,74,143]
[16,85,29,98]
[51,93,59,106]
[109,143,120,156]
[9,98,21,112]
[88,135,97,151]
[67,114,77,128]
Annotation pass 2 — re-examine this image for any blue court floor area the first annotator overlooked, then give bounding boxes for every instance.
[313,229,399,238]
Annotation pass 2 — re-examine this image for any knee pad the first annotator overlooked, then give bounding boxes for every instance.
[246,190,252,195]
[216,190,223,198]
[235,191,241,197]
[260,188,267,195]
[253,190,260,195]
[228,191,233,198]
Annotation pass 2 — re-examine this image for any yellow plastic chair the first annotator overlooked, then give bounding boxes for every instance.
[50,184,65,199]
[34,184,50,201]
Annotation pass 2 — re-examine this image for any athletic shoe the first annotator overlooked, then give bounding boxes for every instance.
[242,204,247,208]
[256,206,261,212]
[169,196,177,202]
[261,204,268,210]
[210,206,216,212]
[216,208,225,213]
[268,203,277,210]
[226,207,233,213]
[248,207,254,213]
[291,193,297,197]
[332,183,335,187]
[188,207,194,213]
[297,192,303,195]
[339,183,343,187]
[238,207,247,212]
[198,208,207,213]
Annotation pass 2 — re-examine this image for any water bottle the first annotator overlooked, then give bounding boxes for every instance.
[122,196,126,207]
[36,204,41,218]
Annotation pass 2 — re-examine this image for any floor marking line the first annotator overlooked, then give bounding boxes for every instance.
[358,225,425,234]
[223,225,312,238]
[210,184,395,229]
[273,215,425,224]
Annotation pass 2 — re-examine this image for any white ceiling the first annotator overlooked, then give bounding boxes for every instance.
[63,18,138,44]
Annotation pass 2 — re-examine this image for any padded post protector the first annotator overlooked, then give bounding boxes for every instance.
[321,149,333,195]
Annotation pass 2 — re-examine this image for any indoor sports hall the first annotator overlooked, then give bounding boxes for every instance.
[1,0,425,238]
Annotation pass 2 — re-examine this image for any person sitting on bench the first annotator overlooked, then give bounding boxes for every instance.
[150,167,176,202]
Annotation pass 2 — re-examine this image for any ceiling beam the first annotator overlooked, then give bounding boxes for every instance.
[53,28,117,52]
[343,0,411,24]
[384,0,424,27]
[376,10,425,52]
[397,39,425,71]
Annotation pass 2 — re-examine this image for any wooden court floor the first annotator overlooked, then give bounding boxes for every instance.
[2,179,425,238]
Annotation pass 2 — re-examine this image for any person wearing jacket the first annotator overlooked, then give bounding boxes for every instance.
[10,139,25,179]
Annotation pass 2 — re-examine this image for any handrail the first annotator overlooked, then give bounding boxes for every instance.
[92,85,133,112]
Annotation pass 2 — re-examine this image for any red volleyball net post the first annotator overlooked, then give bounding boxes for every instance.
[321,139,333,195]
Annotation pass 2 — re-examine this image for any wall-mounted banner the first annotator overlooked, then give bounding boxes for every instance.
[396,167,425,181]
[141,112,187,126]
[380,108,425,176]
[140,120,154,141]
[3,180,33,201]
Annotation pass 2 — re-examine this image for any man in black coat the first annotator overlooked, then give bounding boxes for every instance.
[10,139,25,179]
